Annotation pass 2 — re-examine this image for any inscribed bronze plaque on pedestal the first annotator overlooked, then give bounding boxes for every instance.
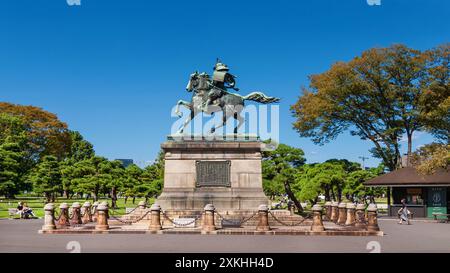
[196,160,231,187]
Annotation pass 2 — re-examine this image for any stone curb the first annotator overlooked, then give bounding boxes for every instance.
[39,228,383,236]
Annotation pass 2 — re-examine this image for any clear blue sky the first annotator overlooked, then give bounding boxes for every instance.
[1,0,448,167]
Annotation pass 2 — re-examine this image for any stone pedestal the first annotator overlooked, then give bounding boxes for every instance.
[330,202,339,223]
[337,202,347,225]
[42,203,56,231]
[367,204,380,232]
[355,204,366,228]
[345,203,356,226]
[256,204,270,231]
[202,204,216,232]
[156,139,270,212]
[95,204,109,231]
[82,202,92,224]
[57,203,70,228]
[324,201,332,220]
[70,202,82,225]
[149,204,162,231]
[311,204,325,232]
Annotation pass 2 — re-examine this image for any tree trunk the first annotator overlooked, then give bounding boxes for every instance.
[331,188,336,202]
[324,186,331,201]
[92,192,98,202]
[132,196,136,204]
[337,186,342,203]
[6,193,16,199]
[124,196,128,204]
[283,181,303,213]
[407,132,413,167]
[111,187,118,209]
[45,192,51,203]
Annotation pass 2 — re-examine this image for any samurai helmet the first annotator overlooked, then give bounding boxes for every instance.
[214,58,229,71]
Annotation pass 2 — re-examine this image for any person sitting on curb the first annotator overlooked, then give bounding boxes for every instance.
[16,202,24,218]
[22,202,36,218]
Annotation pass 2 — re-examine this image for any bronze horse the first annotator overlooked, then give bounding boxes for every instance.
[175,72,280,134]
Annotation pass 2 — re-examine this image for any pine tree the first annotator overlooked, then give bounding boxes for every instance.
[28,155,62,202]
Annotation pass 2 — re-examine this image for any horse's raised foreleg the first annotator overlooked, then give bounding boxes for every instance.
[175,100,191,118]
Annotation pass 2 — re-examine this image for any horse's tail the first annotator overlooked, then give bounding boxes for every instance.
[242,92,280,104]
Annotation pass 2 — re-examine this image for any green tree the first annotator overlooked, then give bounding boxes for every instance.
[67,131,95,162]
[28,155,62,202]
[71,156,111,201]
[421,44,450,144]
[291,44,449,171]
[295,162,346,204]
[343,169,376,202]
[59,160,77,198]
[105,160,126,208]
[122,164,144,204]
[262,144,306,213]
[262,177,284,200]
[59,131,96,198]
[411,143,450,175]
[0,102,71,162]
[0,114,29,198]
[0,141,26,198]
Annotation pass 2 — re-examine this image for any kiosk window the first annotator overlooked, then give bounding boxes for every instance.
[406,188,424,205]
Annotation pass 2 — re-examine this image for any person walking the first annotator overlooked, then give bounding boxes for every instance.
[398,198,411,225]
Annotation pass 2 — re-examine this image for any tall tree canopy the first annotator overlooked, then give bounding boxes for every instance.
[291,44,450,171]
[67,131,95,162]
[411,143,450,175]
[0,114,30,197]
[0,102,71,162]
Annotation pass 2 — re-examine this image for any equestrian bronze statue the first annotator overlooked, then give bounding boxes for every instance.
[175,60,280,134]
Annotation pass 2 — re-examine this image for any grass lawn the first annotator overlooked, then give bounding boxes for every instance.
[0,196,154,219]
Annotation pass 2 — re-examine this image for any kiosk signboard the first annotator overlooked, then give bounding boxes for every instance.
[427,187,447,219]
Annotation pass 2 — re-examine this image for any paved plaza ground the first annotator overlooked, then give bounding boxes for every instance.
[0,218,449,253]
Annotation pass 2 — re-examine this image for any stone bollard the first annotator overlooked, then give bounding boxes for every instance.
[57,203,70,228]
[337,202,347,225]
[324,201,332,220]
[70,202,82,225]
[256,204,270,231]
[367,204,380,232]
[355,203,366,228]
[345,203,356,226]
[311,204,325,232]
[92,201,99,222]
[82,201,92,224]
[100,201,109,219]
[202,204,216,232]
[42,203,56,231]
[95,203,109,231]
[149,203,162,231]
[330,201,339,223]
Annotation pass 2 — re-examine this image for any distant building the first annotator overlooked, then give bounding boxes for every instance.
[115,159,134,168]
